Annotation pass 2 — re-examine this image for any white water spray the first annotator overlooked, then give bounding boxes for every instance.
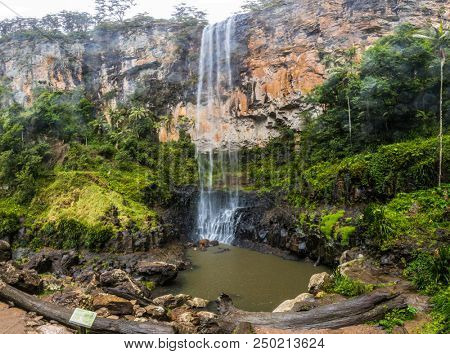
[195,17,241,244]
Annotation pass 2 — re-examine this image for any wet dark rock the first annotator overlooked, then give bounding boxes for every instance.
[210,240,219,247]
[232,191,347,266]
[99,269,151,302]
[24,249,79,275]
[213,247,230,254]
[137,261,177,285]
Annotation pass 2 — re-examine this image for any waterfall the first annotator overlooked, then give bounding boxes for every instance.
[194,17,240,244]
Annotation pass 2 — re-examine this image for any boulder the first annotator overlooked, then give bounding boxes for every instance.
[210,240,219,247]
[339,248,364,265]
[152,294,192,309]
[338,256,398,285]
[187,297,209,308]
[169,307,199,334]
[99,269,151,299]
[308,272,332,295]
[92,293,133,315]
[197,311,217,321]
[51,290,92,309]
[144,304,166,320]
[198,239,210,248]
[36,324,73,334]
[25,253,52,274]
[0,240,12,262]
[0,262,43,294]
[136,261,177,285]
[134,307,147,318]
[273,293,314,313]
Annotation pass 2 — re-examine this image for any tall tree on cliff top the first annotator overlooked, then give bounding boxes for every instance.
[171,3,207,26]
[95,0,137,23]
[240,0,287,12]
[323,46,359,146]
[414,22,449,187]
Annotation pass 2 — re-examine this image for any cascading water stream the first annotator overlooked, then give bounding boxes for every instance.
[195,17,241,244]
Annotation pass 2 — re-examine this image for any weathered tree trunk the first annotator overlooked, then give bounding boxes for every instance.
[347,94,352,146]
[217,289,406,331]
[0,281,173,334]
[438,55,444,187]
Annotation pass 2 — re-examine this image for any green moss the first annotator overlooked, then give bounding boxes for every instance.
[336,226,356,246]
[320,210,345,239]
[31,171,157,231]
[143,281,155,291]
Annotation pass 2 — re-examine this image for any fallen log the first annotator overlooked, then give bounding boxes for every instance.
[217,289,407,331]
[0,281,173,334]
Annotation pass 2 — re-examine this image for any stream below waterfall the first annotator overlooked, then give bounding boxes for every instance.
[155,245,329,312]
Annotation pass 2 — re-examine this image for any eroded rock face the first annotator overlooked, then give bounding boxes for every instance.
[0,1,442,148]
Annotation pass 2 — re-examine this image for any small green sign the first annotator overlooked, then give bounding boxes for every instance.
[69,308,97,329]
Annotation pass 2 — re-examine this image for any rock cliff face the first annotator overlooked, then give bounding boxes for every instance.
[0,0,445,147]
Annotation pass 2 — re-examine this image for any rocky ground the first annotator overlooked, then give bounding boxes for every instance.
[0,239,433,334]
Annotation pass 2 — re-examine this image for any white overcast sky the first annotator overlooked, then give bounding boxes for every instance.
[0,0,247,23]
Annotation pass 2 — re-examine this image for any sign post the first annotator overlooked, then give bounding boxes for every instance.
[69,308,97,333]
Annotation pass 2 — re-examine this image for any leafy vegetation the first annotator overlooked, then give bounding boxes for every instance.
[422,287,450,334]
[0,87,196,250]
[326,272,374,297]
[363,187,449,251]
[375,306,417,333]
[404,247,450,295]
[240,0,288,12]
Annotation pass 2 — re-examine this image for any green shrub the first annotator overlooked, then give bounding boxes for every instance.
[362,187,449,251]
[36,218,86,250]
[404,248,450,295]
[83,225,113,252]
[327,272,373,297]
[376,306,417,333]
[0,211,20,241]
[422,287,450,334]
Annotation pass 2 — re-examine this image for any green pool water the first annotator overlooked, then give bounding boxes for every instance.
[156,245,328,312]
